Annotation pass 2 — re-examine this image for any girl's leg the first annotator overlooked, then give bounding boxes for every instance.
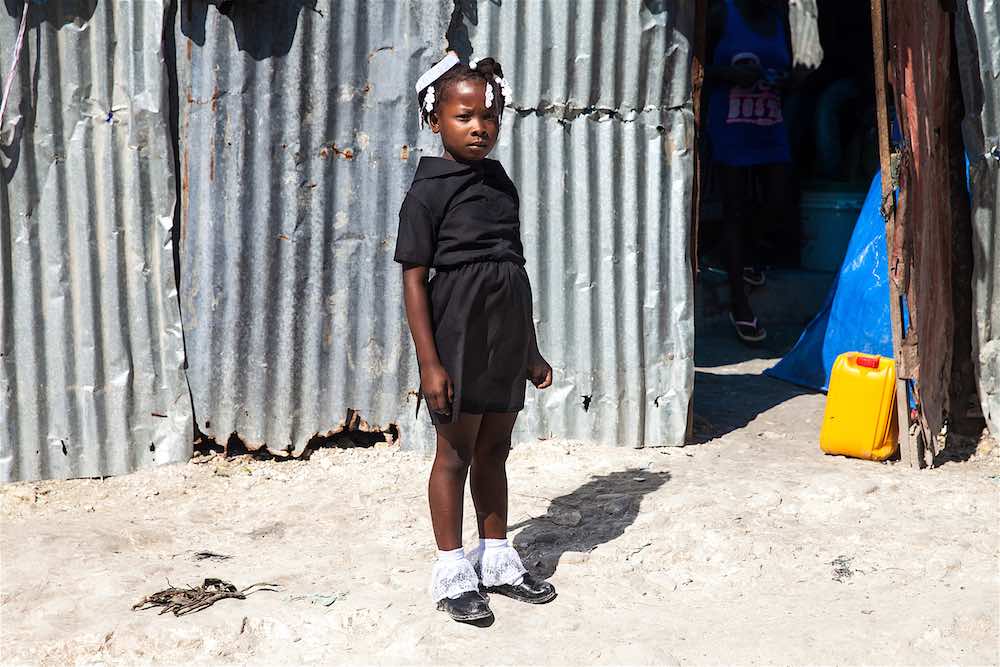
[428,413,483,550]
[469,411,556,603]
[470,411,518,539]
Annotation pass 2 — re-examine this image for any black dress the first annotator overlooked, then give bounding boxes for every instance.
[394,157,537,424]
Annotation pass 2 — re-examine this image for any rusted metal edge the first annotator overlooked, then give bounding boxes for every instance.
[197,410,401,458]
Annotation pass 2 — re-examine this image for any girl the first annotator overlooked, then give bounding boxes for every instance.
[395,53,556,623]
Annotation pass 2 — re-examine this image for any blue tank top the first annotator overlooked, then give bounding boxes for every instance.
[707,0,792,166]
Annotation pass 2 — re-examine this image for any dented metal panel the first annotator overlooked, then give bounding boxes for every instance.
[956,0,1000,436]
[463,1,695,447]
[0,0,193,482]
[177,1,452,454]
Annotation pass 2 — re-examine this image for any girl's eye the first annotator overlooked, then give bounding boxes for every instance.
[457,114,471,120]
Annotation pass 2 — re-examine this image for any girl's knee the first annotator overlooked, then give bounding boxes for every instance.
[434,443,474,474]
[475,439,511,464]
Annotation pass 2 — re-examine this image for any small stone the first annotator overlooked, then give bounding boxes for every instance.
[604,496,634,516]
[548,508,582,526]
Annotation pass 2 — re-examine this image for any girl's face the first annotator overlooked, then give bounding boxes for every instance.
[430,79,499,162]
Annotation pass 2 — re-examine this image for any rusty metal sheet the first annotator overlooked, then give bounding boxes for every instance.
[1,0,193,482]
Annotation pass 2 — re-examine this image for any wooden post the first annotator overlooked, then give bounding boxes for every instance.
[870,0,923,468]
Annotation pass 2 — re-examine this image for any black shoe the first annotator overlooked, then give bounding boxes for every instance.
[484,574,557,604]
[436,590,494,622]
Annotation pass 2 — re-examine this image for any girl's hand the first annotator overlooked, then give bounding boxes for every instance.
[421,363,454,415]
[528,356,553,389]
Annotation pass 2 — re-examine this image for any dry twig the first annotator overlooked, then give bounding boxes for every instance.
[132,578,280,616]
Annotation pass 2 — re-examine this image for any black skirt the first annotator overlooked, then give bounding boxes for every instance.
[425,261,534,425]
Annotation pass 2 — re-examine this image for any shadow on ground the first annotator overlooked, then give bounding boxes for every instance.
[510,469,669,580]
[691,370,813,444]
[690,323,817,444]
[694,323,805,369]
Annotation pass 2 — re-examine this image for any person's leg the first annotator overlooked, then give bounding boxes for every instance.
[428,413,482,550]
[468,411,556,603]
[759,162,798,268]
[428,413,494,618]
[470,411,517,540]
[719,164,755,322]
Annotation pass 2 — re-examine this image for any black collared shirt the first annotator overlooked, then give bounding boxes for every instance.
[394,157,526,269]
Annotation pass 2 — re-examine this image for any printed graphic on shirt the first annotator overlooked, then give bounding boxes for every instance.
[726,52,783,127]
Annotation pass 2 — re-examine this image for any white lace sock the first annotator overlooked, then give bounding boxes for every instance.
[429,548,479,602]
[469,538,526,587]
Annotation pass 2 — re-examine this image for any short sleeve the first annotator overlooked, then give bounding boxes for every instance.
[394,193,437,266]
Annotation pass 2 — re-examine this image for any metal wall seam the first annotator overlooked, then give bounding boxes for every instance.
[956,0,1000,437]
[454,0,694,116]
[464,1,695,447]
[1,0,193,482]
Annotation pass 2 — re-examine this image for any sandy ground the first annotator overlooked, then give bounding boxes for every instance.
[3,338,999,666]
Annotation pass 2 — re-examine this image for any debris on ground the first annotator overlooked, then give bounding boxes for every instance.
[288,592,344,608]
[132,578,280,616]
[831,555,855,583]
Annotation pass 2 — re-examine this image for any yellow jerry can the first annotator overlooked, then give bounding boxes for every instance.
[820,352,899,461]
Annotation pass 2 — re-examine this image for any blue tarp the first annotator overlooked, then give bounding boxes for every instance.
[765,173,893,392]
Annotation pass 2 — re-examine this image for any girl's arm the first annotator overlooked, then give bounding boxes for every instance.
[402,264,453,414]
[527,309,553,390]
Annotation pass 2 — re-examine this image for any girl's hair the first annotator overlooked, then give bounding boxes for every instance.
[417,58,507,126]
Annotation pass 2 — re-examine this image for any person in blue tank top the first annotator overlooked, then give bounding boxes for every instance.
[705,0,793,343]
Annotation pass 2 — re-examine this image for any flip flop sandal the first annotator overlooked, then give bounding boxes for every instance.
[742,266,766,287]
[729,312,767,343]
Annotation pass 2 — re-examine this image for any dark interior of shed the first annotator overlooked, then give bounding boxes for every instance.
[696,0,878,335]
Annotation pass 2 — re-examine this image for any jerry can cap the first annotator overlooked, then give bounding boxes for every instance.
[855,355,881,369]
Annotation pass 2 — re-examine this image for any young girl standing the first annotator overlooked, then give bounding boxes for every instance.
[395,53,556,623]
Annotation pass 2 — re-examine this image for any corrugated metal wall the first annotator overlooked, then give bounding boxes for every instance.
[177,1,452,455]
[1,0,193,482]
[956,0,1000,436]
[3,0,697,478]
[179,0,695,455]
[461,1,695,448]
